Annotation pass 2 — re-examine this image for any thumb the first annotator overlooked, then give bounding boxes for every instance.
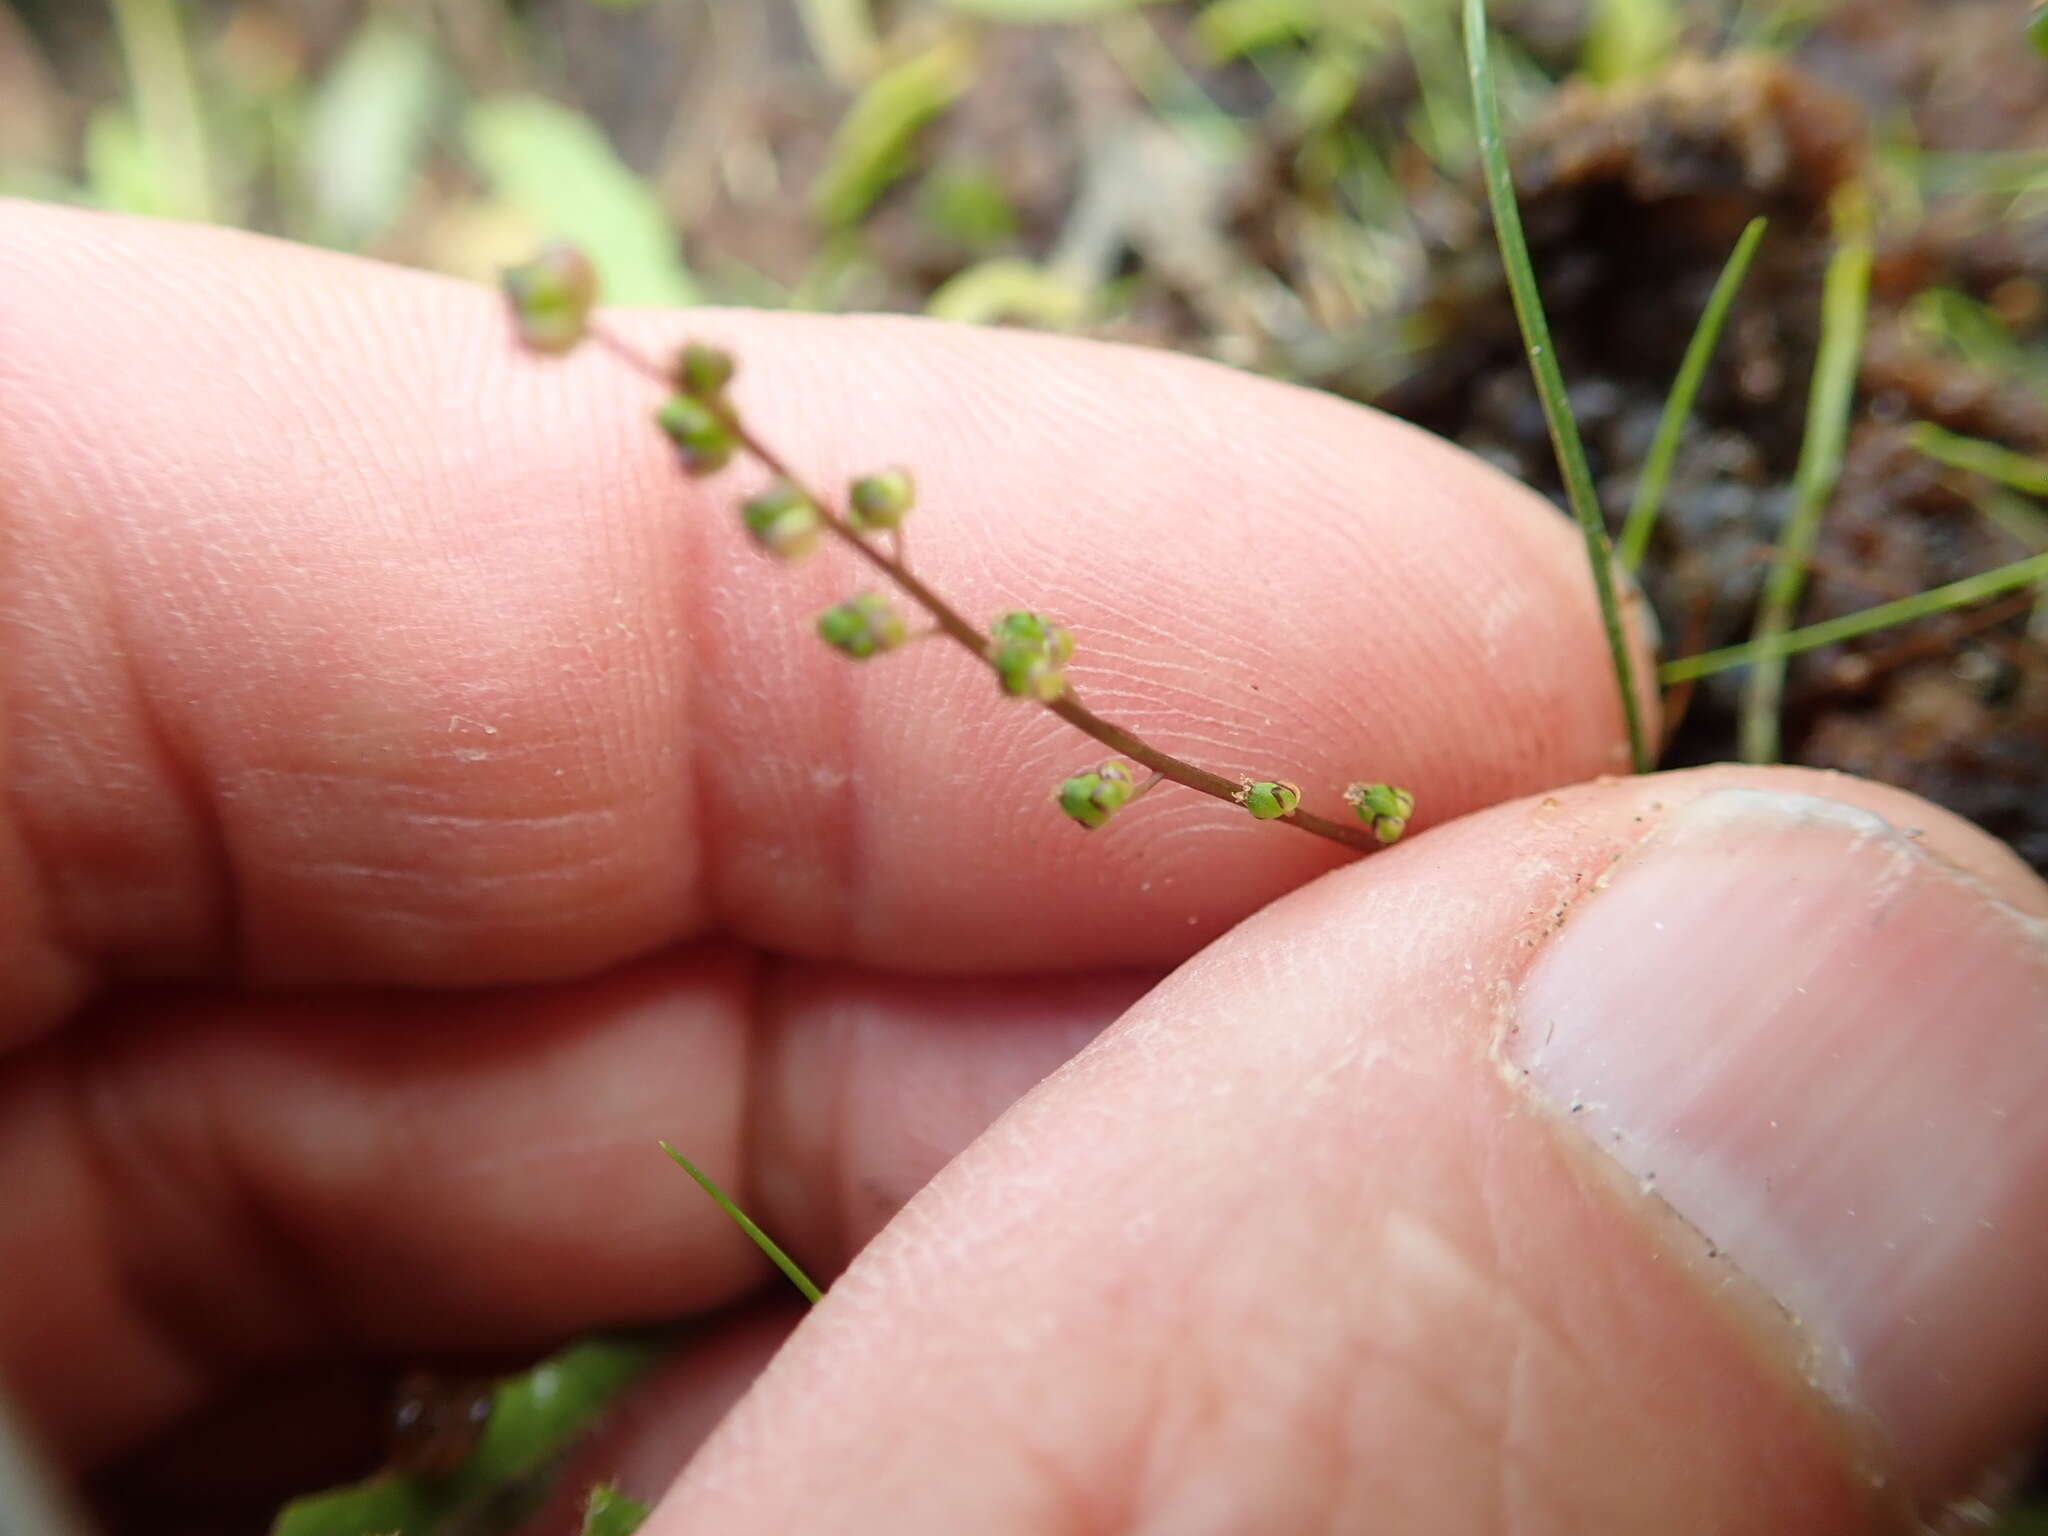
[649,765,2048,1534]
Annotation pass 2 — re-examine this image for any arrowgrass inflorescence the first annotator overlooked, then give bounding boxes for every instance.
[504,245,1416,856]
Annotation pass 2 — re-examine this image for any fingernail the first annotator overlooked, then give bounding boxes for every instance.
[1511,788,2048,1509]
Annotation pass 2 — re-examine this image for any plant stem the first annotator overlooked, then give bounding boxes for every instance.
[660,1144,823,1304]
[597,322,1385,853]
[728,421,1387,854]
[1908,421,2048,496]
[1739,186,1872,763]
[1618,216,1767,571]
[1660,549,2048,683]
[1464,0,1652,774]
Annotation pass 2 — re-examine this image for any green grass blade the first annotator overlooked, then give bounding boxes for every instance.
[811,36,975,228]
[1618,216,1768,571]
[109,0,215,221]
[1907,420,2048,496]
[1661,549,2048,683]
[660,1143,823,1304]
[1738,190,1872,763]
[1464,0,1651,773]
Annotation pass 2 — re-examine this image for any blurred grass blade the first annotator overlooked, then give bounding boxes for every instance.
[303,14,441,247]
[1739,186,1871,763]
[81,105,161,214]
[798,0,881,84]
[812,36,975,227]
[1194,0,1321,60]
[1618,216,1767,570]
[580,1483,651,1536]
[941,0,1163,19]
[927,258,1091,326]
[1464,0,1651,773]
[272,1334,667,1536]
[108,0,214,220]
[1903,285,2048,391]
[464,95,699,305]
[1908,421,2048,496]
[1662,550,2048,683]
[661,1143,823,1304]
[1583,0,1683,83]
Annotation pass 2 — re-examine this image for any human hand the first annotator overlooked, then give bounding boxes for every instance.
[2,202,2044,1535]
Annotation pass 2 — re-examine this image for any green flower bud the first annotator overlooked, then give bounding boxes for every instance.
[1345,781,1416,844]
[742,479,822,559]
[501,242,597,354]
[1238,780,1301,821]
[1056,759,1137,830]
[988,610,1074,701]
[817,592,908,658]
[677,342,735,400]
[656,395,736,474]
[849,467,915,530]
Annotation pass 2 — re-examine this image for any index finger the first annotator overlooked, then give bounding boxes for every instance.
[0,202,1652,1036]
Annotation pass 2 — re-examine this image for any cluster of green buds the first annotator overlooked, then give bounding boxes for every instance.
[818,592,908,658]
[1237,780,1301,821]
[1345,782,1415,843]
[1057,759,1139,830]
[501,242,596,354]
[742,479,822,560]
[657,342,741,474]
[989,611,1073,701]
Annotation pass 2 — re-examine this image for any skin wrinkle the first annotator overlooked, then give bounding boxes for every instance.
[0,1058,196,1461]
[52,1014,322,1458]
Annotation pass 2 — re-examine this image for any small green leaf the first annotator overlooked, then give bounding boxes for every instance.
[464,95,698,306]
[2030,5,2048,59]
[580,1483,652,1536]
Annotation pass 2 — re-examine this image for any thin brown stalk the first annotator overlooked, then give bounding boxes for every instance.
[730,422,1385,855]
[594,321,1385,853]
